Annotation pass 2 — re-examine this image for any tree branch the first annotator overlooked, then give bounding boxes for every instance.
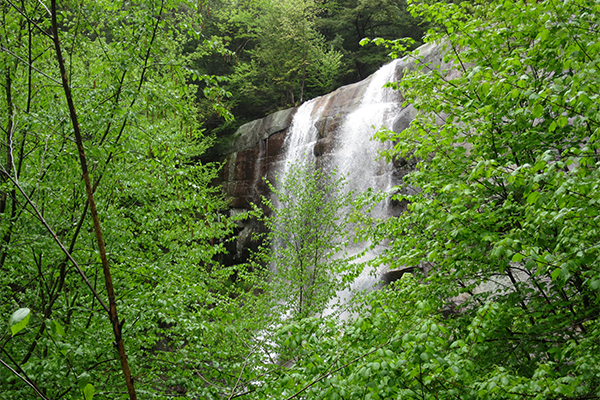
[0,357,50,400]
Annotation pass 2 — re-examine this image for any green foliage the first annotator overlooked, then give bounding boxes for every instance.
[365,0,600,397]
[0,0,239,398]
[200,0,600,398]
[196,0,426,124]
[217,0,343,114]
[6,0,600,398]
[232,275,449,400]
[318,0,426,85]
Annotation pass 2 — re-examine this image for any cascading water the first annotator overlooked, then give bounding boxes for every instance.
[330,60,400,199]
[276,58,403,315]
[279,99,325,177]
[280,59,400,198]
[327,60,402,308]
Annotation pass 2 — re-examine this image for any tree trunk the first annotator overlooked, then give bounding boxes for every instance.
[50,1,137,398]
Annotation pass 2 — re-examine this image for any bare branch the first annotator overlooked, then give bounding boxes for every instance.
[0,164,110,313]
[0,46,62,85]
[0,357,51,400]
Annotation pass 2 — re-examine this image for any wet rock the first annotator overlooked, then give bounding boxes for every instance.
[381,267,417,284]
[313,137,336,157]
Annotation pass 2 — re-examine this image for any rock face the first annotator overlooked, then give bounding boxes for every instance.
[219,43,448,266]
[220,77,373,210]
[221,110,294,209]
[221,43,446,210]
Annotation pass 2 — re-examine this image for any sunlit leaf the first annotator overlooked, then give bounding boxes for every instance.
[83,383,95,400]
[9,308,31,336]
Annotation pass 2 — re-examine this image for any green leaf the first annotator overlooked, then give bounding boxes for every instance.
[480,82,491,96]
[83,383,95,400]
[551,268,561,281]
[557,115,568,127]
[532,104,543,118]
[526,191,540,204]
[9,308,31,336]
[78,372,91,390]
[50,320,66,337]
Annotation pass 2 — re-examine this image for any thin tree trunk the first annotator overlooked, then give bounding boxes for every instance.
[49,1,137,398]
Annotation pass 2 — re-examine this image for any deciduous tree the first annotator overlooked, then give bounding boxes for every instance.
[257,164,361,320]
[0,0,236,398]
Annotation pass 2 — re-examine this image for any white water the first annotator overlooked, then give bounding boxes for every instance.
[276,59,402,316]
[279,99,325,180]
[331,59,399,215]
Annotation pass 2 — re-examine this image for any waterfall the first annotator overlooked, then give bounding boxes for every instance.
[281,58,400,197]
[330,59,400,214]
[275,58,403,316]
[279,98,325,178]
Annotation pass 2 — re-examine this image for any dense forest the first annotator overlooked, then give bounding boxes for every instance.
[1,0,600,399]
